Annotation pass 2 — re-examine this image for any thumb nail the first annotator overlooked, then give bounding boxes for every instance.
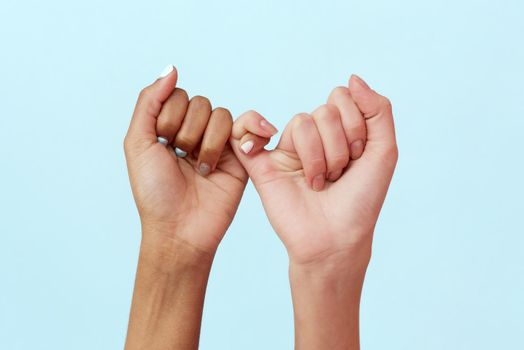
[159,64,174,78]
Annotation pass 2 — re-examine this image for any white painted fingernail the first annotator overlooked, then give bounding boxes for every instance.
[240,140,254,154]
[157,136,168,146]
[198,163,210,176]
[174,147,187,158]
[159,64,174,78]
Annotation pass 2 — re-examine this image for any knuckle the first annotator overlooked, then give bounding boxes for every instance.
[329,153,350,170]
[146,101,161,117]
[223,114,234,127]
[309,157,327,172]
[380,96,393,112]
[169,88,189,106]
[378,143,399,167]
[123,135,139,154]
[174,87,188,99]
[239,109,262,125]
[214,107,233,119]
[331,86,349,99]
[233,110,258,138]
[123,135,131,152]
[138,87,161,116]
[189,95,211,112]
[138,86,150,100]
[324,103,339,114]
[244,109,261,119]
[390,143,399,162]
[191,95,211,106]
[199,144,216,157]
[292,113,310,127]
[346,122,366,139]
[157,119,178,133]
[211,108,233,129]
[314,104,339,120]
[175,134,196,151]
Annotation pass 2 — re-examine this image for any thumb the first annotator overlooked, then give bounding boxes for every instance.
[126,64,179,145]
[230,110,278,184]
[348,75,397,150]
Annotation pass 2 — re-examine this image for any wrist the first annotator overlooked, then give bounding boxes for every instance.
[288,246,371,317]
[126,227,213,350]
[289,239,372,277]
[140,225,215,274]
[289,249,369,302]
[289,248,369,350]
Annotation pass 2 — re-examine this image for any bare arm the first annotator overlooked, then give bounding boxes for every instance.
[125,234,212,350]
[230,74,397,349]
[289,249,369,349]
[123,65,249,349]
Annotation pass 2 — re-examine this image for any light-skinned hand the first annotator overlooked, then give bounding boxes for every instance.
[230,74,398,266]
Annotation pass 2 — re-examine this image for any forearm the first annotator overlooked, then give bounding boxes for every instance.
[289,248,371,350]
[125,232,214,350]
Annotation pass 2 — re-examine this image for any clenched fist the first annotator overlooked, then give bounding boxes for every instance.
[124,65,248,256]
[230,74,398,266]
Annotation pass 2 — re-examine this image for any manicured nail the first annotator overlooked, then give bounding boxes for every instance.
[198,162,210,176]
[260,119,278,135]
[174,147,187,158]
[352,74,370,90]
[157,136,168,146]
[312,174,325,191]
[159,64,174,78]
[350,139,364,159]
[240,140,254,154]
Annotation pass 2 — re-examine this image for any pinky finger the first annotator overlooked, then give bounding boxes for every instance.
[231,110,278,140]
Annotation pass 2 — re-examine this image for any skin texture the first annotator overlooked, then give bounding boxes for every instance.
[124,66,250,349]
[124,66,397,350]
[231,75,398,349]
[124,67,249,255]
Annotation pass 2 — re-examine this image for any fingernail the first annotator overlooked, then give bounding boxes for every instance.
[157,136,168,146]
[198,162,210,176]
[350,139,364,159]
[352,74,370,90]
[312,174,325,191]
[159,64,174,78]
[174,147,187,158]
[240,140,254,154]
[327,169,342,182]
[260,119,278,135]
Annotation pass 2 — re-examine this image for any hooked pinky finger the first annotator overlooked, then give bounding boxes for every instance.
[231,110,278,140]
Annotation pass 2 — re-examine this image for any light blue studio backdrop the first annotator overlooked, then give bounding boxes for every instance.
[1,0,523,349]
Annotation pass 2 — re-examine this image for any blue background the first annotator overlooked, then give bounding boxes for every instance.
[1,0,523,349]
